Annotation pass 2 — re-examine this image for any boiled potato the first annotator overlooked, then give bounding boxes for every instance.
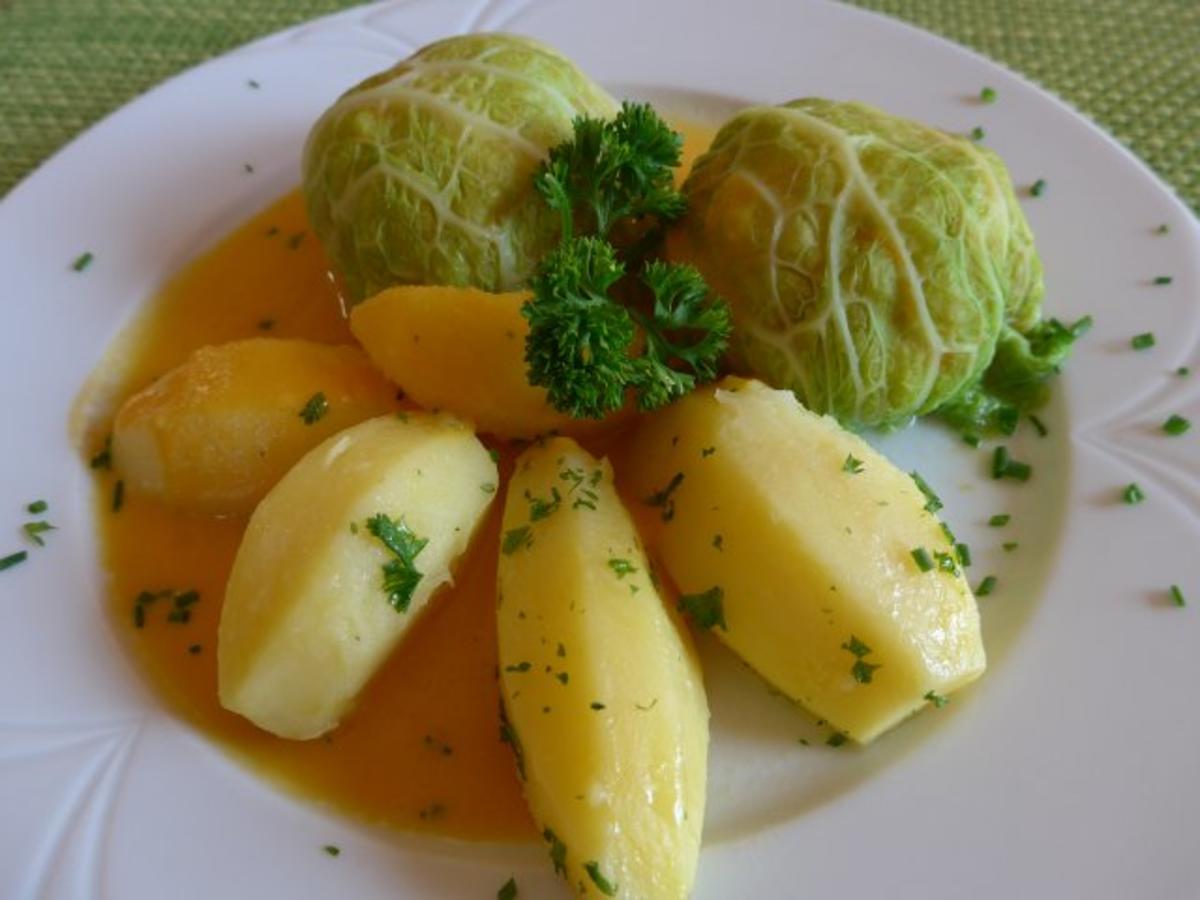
[113,338,397,515]
[350,285,624,439]
[497,437,708,899]
[620,377,986,743]
[219,414,496,739]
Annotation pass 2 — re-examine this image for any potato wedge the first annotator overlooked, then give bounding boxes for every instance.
[113,338,397,515]
[497,437,708,899]
[620,377,986,743]
[219,414,497,739]
[350,285,624,439]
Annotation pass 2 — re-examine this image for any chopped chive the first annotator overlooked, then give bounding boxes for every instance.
[1154,223,1169,235]
[590,702,606,710]
[924,690,950,708]
[1152,276,1172,285]
[935,551,959,575]
[911,547,934,572]
[488,448,501,463]
[969,126,985,141]
[962,433,981,447]
[980,86,997,103]
[1169,585,1186,607]
[976,575,998,596]
[992,446,1032,481]
[988,513,1011,527]
[1030,179,1046,197]
[1176,367,1191,376]
[1163,414,1191,435]
[940,521,957,544]
[1122,483,1145,504]
[71,251,94,272]
[909,471,943,512]
[955,542,972,567]
[26,500,47,514]
[842,454,864,474]
[584,861,617,896]
[22,521,55,546]
[111,480,125,512]
[0,550,28,572]
[322,844,340,857]
[1028,414,1048,437]
[1002,541,1019,552]
[1131,332,1156,350]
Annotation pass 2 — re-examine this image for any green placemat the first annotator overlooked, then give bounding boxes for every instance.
[0,0,1196,212]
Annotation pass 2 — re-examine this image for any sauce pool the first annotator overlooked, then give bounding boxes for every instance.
[84,121,715,842]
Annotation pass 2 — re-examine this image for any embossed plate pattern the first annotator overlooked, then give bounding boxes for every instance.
[0,1,1197,897]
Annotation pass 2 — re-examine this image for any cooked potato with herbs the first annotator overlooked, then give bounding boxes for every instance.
[350,285,617,439]
[497,437,708,899]
[219,414,496,739]
[621,377,986,743]
[112,338,397,515]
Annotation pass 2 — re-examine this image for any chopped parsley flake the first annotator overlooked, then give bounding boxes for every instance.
[826,732,847,748]
[365,513,427,613]
[842,454,865,474]
[1003,542,1019,552]
[1122,483,1145,504]
[528,487,561,521]
[988,514,1010,527]
[287,231,306,250]
[505,661,532,673]
[1163,414,1191,436]
[992,446,1032,481]
[1169,585,1186,607]
[909,471,943,512]
[701,446,716,457]
[969,126,985,141]
[555,672,569,685]
[1131,332,1156,350]
[111,480,125,512]
[712,533,724,551]
[1176,367,1191,377]
[1030,178,1046,197]
[1153,275,1173,285]
[543,828,567,877]
[323,845,340,857]
[841,635,871,657]
[911,547,934,572]
[924,690,950,708]
[497,877,518,900]
[584,861,617,896]
[851,659,881,684]
[590,702,606,710]
[22,521,55,546]
[607,558,637,578]
[644,471,684,522]
[0,551,27,572]
[677,585,726,630]
[980,86,997,103]
[90,435,112,470]
[299,392,328,424]
[188,643,202,655]
[71,252,94,272]
[501,525,533,555]
[481,482,496,494]
[26,500,47,514]
[1155,223,1169,235]
[498,702,525,779]
[488,448,501,464]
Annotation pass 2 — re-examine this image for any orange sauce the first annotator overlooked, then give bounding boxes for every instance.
[87,121,715,843]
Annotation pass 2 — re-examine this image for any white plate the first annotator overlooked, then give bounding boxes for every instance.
[1,0,1197,897]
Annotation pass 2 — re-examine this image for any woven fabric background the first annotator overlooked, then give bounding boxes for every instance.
[0,0,1196,211]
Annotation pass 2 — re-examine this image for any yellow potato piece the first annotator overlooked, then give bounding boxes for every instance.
[219,414,497,739]
[620,377,986,743]
[497,437,708,899]
[350,285,621,439]
[112,338,397,515]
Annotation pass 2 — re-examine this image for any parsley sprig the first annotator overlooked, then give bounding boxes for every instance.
[523,102,731,418]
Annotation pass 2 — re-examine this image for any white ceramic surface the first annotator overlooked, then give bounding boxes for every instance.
[1,1,1197,897]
